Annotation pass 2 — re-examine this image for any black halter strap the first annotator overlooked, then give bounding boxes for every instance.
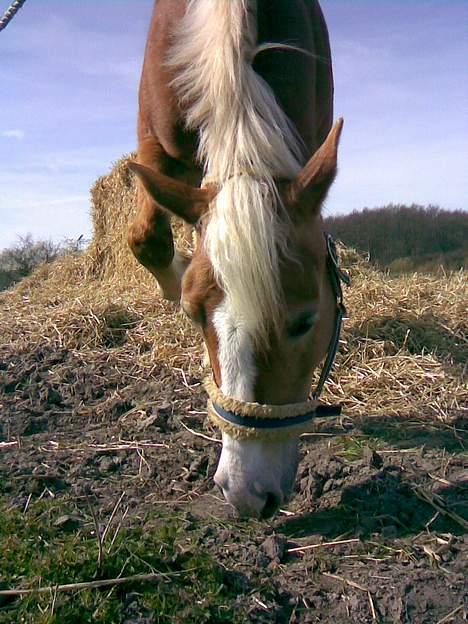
[211,233,350,431]
[311,233,350,401]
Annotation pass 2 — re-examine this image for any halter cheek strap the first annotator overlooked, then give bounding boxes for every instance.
[312,233,350,400]
[205,234,350,440]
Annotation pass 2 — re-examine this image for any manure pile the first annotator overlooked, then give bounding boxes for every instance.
[0,156,466,624]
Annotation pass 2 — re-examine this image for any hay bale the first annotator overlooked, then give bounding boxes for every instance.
[86,154,140,280]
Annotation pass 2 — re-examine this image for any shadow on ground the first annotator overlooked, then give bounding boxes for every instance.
[302,413,466,455]
[352,312,467,368]
[357,415,467,453]
[279,465,467,540]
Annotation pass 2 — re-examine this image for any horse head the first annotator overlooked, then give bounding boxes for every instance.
[129,119,343,518]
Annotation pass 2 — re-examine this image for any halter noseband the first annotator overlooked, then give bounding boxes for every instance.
[205,233,350,439]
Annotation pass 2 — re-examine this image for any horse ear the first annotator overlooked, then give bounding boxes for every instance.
[289,118,343,211]
[128,162,216,224]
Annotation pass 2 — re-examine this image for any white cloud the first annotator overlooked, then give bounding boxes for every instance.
[1,129,25,140]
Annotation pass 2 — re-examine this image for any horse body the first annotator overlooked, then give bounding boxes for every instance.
[129,0,343,517]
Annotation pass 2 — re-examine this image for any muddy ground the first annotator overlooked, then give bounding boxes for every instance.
[0,343,467,623]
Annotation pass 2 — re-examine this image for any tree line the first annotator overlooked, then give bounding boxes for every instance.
[324,204,467,272]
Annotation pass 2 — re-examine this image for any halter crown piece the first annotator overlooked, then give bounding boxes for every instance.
[204,233,350,440]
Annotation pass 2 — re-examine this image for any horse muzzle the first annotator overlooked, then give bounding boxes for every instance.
[214,433,299,518]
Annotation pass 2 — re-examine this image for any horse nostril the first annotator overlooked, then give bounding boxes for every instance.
[261,492,281,519]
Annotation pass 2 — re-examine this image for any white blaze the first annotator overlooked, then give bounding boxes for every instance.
[212,298,256,400]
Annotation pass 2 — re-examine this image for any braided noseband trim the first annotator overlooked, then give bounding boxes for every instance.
[204,377,328,440]
[204,377,316,420]
[208,405,318,440]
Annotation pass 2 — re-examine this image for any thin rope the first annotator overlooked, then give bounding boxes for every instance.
[0,0,27,33]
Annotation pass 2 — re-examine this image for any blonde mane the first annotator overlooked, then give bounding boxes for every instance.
[169,0,305,341]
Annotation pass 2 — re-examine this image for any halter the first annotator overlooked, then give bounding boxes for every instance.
[205,233,350,439]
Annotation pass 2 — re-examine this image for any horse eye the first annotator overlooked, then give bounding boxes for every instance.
[287,312,316,339]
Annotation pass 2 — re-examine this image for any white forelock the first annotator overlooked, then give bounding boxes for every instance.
[169,0,305,343]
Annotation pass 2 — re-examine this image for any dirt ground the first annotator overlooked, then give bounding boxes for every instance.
[1,340,466,623]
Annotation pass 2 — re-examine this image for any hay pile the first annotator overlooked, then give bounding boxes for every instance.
[0,156,466,426]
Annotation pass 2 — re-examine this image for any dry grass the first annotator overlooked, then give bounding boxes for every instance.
[0,155,466,426]
[324,259,467,422]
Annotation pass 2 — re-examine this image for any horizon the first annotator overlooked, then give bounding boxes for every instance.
[1,0,467,250]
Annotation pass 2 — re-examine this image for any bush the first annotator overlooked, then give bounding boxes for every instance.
[0,235,86,291]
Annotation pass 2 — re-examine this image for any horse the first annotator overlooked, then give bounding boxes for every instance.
[128,0,345,518]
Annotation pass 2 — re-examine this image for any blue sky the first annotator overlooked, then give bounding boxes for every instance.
[1,0,467,250]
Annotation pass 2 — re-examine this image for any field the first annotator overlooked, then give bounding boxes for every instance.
[0,157,467,623]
